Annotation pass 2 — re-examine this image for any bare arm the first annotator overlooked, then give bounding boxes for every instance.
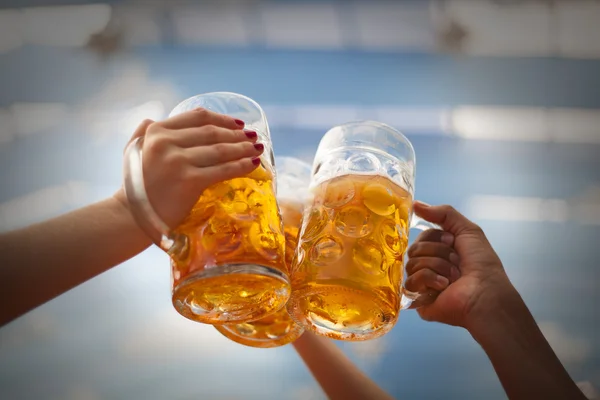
[467,285,587,400]
[0,195,151,327]
[406,203,587,400]
[293,332,395,400]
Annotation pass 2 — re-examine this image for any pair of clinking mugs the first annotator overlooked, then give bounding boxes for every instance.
[124,92,438,348]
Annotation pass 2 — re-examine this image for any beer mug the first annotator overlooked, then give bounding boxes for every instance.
[214,157,309,348]
[287,121,438,341]
[123,92,290,324]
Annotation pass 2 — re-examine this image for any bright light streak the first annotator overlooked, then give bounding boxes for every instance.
[452,107,549,142]
[466,195,570,223]
[452,106,600,144]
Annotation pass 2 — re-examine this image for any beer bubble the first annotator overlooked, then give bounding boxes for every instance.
[249,222,282,261]
[334,205,373,238]
[310,235,344,266]
[235,323,257,337]
[187,291,215,313]
[379,219,406,257]
[353,239,386,275]
[362,183,397,216]
[201,219,242,255]
[266,322,292,339]
[322,178,356,208]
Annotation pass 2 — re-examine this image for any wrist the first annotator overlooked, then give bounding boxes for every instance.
[464,275,523,341]
[109,190,153,247]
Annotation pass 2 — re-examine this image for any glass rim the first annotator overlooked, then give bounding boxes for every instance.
[315,120,416,159]
[169,91,266,119]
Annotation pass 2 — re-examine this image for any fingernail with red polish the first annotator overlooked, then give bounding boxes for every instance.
[254,143,264,151]
[441,232,454,246]
[245,130,257,140]
[251,157,261,166]
[235,119,245,127]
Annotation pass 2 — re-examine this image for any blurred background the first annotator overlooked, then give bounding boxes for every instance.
[0,0,599,399]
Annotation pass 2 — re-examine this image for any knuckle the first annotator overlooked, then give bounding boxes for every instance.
[405,259,417,275]
[212,143,231,159]
[192,107,209,118]
[164,151,187,170]
[414,229,440,243]
[431,259,450,274]
[404,277,418,292]
[203,124,220,136]
[146,121,163,134]
[471,223,484,233]
[146,133,171,155]
[223,160,246,177]
[407,242,421,258]
[464,222,485,236]
[440,204,455,214]
[188,108,211,126]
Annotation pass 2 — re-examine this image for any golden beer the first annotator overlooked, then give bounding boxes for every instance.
[214,200,305,348]
[287,173,410,341]
[171,164,289,324]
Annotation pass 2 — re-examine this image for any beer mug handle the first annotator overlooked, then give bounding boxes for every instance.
[400,213,442,310]
[123,136,187,256]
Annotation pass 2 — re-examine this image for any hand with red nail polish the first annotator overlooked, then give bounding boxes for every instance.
[115,107,264,229]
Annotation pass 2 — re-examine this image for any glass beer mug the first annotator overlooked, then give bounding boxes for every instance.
[123,92,290,324]
[214,157,310,348]
[287,121,438,341]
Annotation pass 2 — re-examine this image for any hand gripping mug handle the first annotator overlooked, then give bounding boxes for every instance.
[399,212,442,310]
[123,137,189,258]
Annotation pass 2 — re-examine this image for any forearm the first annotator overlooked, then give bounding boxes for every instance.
[0,195,151,326]
[292,332,394,400]
[467,285,586,400]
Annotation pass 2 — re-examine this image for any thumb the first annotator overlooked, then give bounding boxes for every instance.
[124,119,154,151]
[413,201,480,237]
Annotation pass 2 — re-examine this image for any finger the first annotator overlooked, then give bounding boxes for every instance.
[405,268,450,293]
[195,157,261,187]
[413,201,482,237]
[412,228,455,247]
[409,290,440,309]
[408,241,457,260]
[124,119,154,149]
[171,126,257,148]
[159,108,244,130]
[416,305,437,322]
[186,142,264,168]
[406,256,459,282]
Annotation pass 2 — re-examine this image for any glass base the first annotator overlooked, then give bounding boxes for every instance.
[172,264,290,325]
[214,317,303,349]
[287,283,398,341]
